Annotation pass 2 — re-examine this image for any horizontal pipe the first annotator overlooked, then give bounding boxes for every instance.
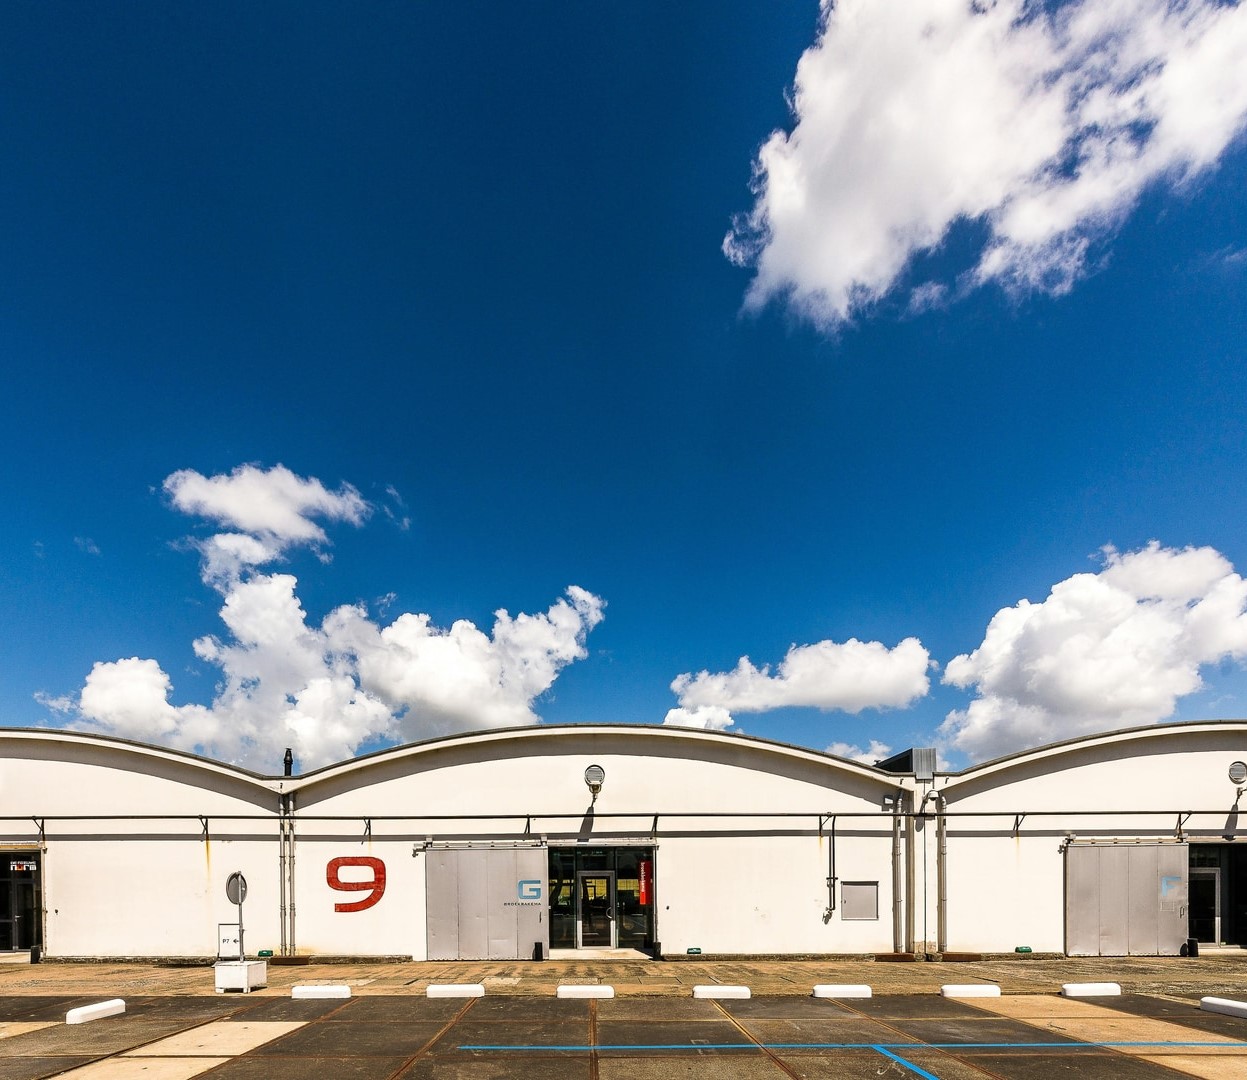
[0,808,1240,822]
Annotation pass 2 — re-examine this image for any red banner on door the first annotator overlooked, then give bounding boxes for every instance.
[639,859,652,905]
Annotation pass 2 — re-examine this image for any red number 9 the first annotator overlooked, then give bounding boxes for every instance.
[327,856,386,912]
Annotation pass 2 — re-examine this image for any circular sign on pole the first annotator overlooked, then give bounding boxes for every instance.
[226,871,248,906]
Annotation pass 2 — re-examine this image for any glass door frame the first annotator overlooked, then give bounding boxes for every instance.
[1190,866,1222,944]
[575,870,616,949]
[0,851,42,952]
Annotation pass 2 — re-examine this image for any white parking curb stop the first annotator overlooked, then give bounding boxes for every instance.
[1201,997,1247,1018]
[557,985,614,999]
[66,999,126,1025]
[693,985,751,999]
[813,984,872,999]
[291,985,352,999]
[940,984,1001,998]
[1061,982,1121,997]
[427,983,485,998]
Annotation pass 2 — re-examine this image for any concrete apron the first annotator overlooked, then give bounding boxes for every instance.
[5,955,1247,998]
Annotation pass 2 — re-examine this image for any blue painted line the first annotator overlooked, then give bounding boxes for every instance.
[872,1044,941,1080]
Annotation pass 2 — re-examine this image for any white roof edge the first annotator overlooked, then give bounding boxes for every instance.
[285,722,895,791]
[947,719,1247,785]
[0,726,277,789]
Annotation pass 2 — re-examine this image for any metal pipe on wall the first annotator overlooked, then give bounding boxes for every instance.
[904,791,916,953]
[891,791,903,953]
[936,791,948,953]
[287,792,297,955]
[278,793,288,956]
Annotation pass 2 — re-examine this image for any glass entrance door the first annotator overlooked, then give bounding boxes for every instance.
[0,854,41,952]
[1190,867,1221,944]
[576,871,615,948]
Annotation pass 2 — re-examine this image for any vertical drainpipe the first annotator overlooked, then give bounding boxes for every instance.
[891,790,903,953]
[904,790,916,954]
[278,790,288,957]
[936,790,948,954]
[287,791,297,955]
[280,748,294,957]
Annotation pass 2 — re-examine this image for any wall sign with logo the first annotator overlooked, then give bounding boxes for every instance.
[9,860,36,872]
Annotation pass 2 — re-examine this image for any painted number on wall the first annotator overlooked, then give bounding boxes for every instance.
[327,856,387,912]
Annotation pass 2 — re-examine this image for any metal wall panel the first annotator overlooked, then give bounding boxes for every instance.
[1158,844,1189,955]
[1065,845,1099,956]
[1098,846,1130,956]
[425,849,459,961]
[486,850,517,960]
[516,846,547,958]
[456,849,490,960]
[1127,845,1158,956]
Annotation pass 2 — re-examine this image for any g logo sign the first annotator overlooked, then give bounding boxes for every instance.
[518,879,542,900]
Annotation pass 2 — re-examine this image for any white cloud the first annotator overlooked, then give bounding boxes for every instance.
[827,739,893,765]
[726,0,1247,327]
[164,464,370,567]
[669,637,931,731]
[662,705,736,731]
[49,464,606,771]
[78,657,211,745]
[941,542,1247,761]
[323,586,606,739]
[75,537,101,556]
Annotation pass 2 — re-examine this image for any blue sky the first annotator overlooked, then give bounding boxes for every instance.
[2,1,1246,773]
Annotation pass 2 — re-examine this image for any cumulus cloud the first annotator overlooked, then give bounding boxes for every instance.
[827,739,893,765]
[165,463,369,563]
[725,0,1247,327]
[667,638,931,731]
[324,586,606,738]
[48,464,605,771]
[662,705,736,731]
[941,541,1247,761]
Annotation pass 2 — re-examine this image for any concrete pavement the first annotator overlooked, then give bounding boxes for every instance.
[4,954,1247,999]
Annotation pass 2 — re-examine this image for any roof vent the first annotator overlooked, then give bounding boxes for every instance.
[912,747,936,782]
[875,747,937,781]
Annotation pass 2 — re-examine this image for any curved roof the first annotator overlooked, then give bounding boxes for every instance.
[0,725,271,783]
[947,719,1247,785]
[285,722,893,792]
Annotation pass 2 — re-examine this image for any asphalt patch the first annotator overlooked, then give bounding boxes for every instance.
[718,996,856,1019]
[252,1019,447,1056]
[595,1019,765,1055]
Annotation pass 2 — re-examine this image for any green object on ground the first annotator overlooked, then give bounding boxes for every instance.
[258,949,274,957]
[687,947,702,954]
[1015,946,1032,953]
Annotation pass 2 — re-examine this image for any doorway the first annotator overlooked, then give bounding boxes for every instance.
[577,871,615,948]
[1189,844,1247,946]
[0,852,41,952]
[548,846,655,952]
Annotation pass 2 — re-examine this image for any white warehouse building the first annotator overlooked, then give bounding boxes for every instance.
[1,721,1244,961]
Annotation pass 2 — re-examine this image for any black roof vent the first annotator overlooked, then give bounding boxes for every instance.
[875,747,937,781]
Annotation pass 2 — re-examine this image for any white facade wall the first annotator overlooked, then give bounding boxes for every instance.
[289,728,898,957]
[2,721,1245,959]
[933,725,1247,955]
[291,832,427,958]
[0,733,280,957]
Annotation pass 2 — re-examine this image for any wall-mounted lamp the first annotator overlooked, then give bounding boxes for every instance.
[584,764,605,804]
